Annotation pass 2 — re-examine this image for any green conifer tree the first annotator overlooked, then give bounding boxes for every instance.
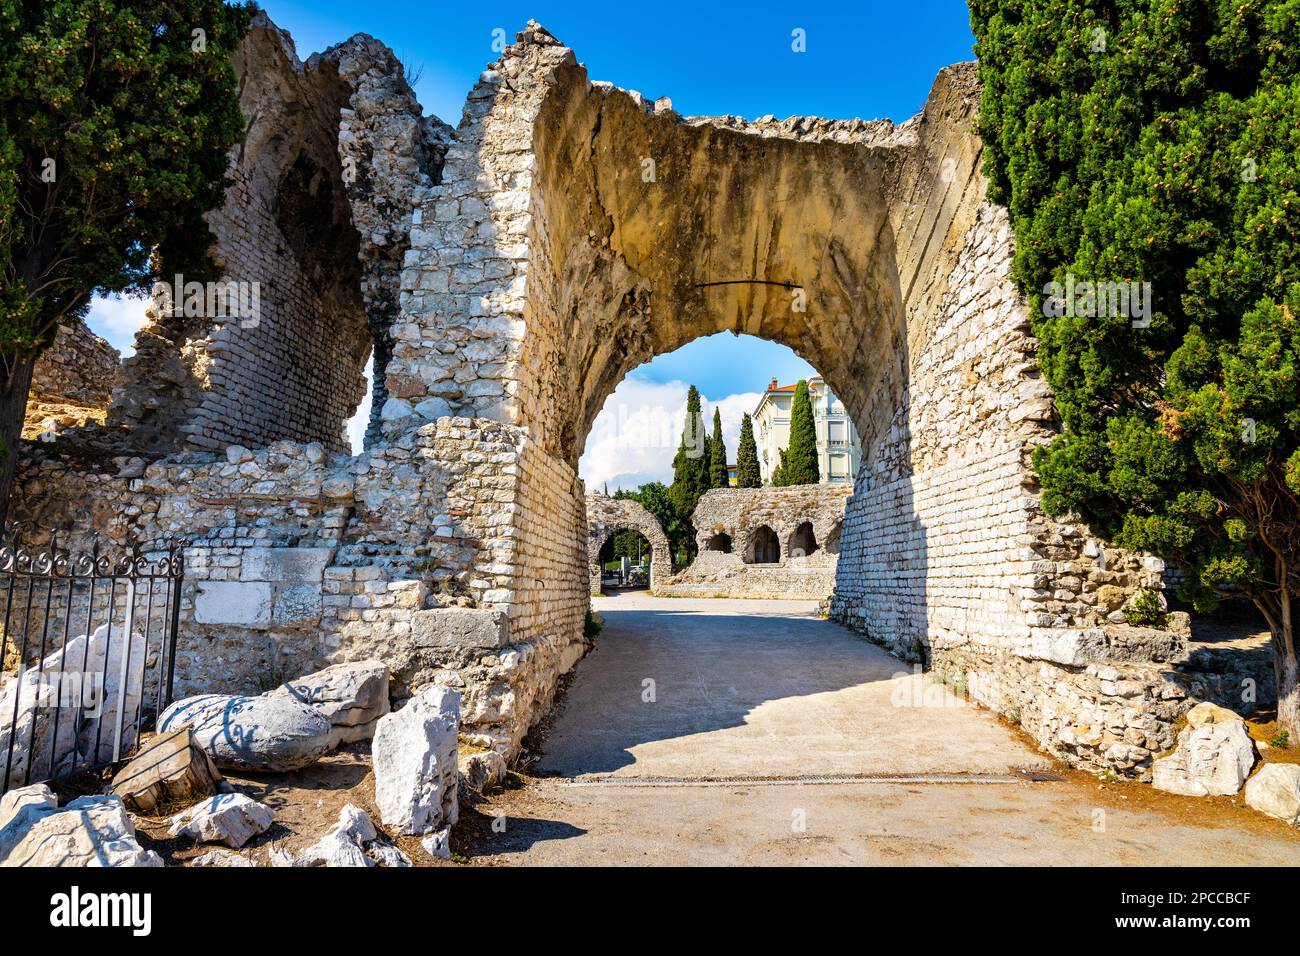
[709,407,729,488]
[783,380,821,485]
[735,413,762,487]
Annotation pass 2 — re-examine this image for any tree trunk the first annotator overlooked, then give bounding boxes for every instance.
[0,354,37,530]
[1276,642,1300,738]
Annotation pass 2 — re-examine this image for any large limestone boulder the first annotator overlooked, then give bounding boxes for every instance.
[0,786,161,867]
[269,660,390,746]
[1244,763,1300,825]
[1152,708,1256,797]
[1185,701,1242,728]
[372,685,460,835]
[0,624,147,782]
[158,694,333,772]
[169,793,274,848]
[110,728,223,813]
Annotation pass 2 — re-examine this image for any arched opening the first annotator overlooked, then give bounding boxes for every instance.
[705,532,733,553]
[788,521,818,558]
[824,521,843,556]
[745,526,781,564]
[598,528,653,590]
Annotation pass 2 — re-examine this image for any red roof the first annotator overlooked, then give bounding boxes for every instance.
[764,376,823,394]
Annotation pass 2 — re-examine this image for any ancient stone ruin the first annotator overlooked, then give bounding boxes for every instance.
[12,15,1237,780]
[585,493,672,594]
[663,485,849,600]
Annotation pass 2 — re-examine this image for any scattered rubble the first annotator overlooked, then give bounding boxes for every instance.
[168,793,274,849]
[269,803,410,867]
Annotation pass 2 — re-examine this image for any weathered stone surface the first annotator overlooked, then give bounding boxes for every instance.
[282,803,407,867]
[110,728,224,814]
[408,608,510,650]
[6,15,1196,785]
[239,547,335,582]
[158,694,333,772]
[1185,701,1243,728]
[0,623,149,782]
[269,660,390,746]
[1152,717,1257,797]
[0,788,162,867]
[1243,763,1300,825]
[421,827,451,860]
[191,848,257,867]
[458,748,507,792]
[373,686,460,835]
[168,793,274,848]
[194,581,272,626]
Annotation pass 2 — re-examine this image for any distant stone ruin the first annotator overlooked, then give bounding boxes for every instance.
[10,15,1217,779]
[660,486,849,600]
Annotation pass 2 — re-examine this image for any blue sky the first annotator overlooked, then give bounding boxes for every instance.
[266,0,977,125]
[85,1,976,474]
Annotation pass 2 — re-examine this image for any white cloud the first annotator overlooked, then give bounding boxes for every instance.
[578,376,762,492]
[84,294,150,356]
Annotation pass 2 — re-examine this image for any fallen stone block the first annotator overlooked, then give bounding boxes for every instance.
[1152,711,1256,797]
[168,793,273,849]
[373,685,460,835]
[0,787,161,867]
[1244,763,1300,825]
[421,827,451,861]
[158,693,333,772]
[459,748,507,792]
[270,659,390,746]
[109,728,224,814]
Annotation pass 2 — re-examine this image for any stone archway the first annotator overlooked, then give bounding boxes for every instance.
[9,19,1186,781]
[788,522,818,559]
[585,493,672,595]
[744,526,781,565]
[368,23,1179,774]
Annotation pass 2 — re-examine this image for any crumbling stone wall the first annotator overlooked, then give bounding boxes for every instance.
[585,493,673,594]
[661,485,849,600]
[23,323,119,440]
[107,16,447,457]
[10,18,1203,780]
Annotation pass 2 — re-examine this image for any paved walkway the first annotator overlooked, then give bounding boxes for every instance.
[538,594,1049,780]
[467,595,1300,866]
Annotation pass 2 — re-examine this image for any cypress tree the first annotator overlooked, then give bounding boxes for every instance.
[669,385,708,549]
[709,407,729,488]
[735,413,761,487]
[783,379,820,485]
[771,448,789,487]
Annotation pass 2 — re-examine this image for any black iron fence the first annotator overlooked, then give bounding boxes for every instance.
[0,530,183,793]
